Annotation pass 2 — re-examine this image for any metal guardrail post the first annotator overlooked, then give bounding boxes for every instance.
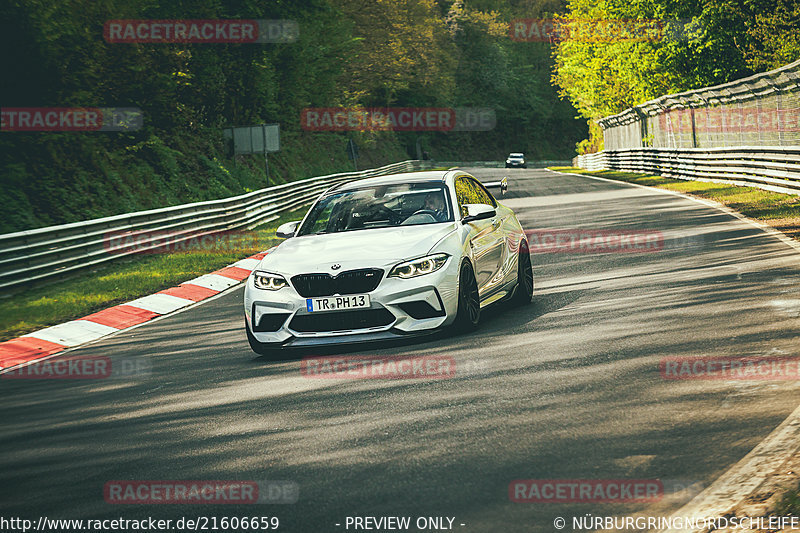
[573,147,800,195]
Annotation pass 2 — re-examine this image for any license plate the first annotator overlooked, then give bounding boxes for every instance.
[306,294,370,312]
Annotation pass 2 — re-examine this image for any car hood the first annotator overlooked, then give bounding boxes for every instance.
[258,223,458,274]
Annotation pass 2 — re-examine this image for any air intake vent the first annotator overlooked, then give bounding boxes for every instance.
[289,308,395,332]
[291,268,383,297]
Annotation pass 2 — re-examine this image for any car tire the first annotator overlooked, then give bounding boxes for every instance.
[452,261,480,332]
[245,320,283,358]
[512,240,534,305]
[505,164,510,168]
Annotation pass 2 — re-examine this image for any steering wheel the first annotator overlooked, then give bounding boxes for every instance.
[401,209,440,225]
[410,209,441,220]
[376,205,403,224]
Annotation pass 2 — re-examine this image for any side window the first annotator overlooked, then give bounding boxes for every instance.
[454,177,470,217]
[467,178,497,207]
[455,176,496,217]
[308,202,334,233]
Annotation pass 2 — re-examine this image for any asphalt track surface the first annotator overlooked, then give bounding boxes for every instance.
[2,168,800,532]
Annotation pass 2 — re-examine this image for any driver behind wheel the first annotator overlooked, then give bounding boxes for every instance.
[423,192,448,222]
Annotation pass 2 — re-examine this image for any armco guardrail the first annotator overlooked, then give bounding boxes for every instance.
[574,147,800,194]
[0,160,429,292]
[435,160,572,168]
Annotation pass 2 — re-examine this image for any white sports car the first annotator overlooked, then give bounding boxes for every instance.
[244,169,532,355]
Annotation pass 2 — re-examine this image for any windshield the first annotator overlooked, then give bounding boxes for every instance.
[509,153,524,158]
[297,183,453,236]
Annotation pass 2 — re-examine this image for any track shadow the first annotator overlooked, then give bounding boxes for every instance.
[248,288,586,364]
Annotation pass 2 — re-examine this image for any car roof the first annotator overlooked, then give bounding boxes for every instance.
[330,170,452,192]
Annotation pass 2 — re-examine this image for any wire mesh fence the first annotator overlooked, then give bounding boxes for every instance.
[599,59,800,150]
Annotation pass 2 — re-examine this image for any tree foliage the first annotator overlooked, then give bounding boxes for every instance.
[551,0,800,150]
[744,0,800,70]
[0,0,586,232]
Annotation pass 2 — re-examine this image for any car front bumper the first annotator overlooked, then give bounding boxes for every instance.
[243,259,460,348]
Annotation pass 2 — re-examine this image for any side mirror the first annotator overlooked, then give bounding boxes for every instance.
[484,177,509,197]
[276,221,301,239]
[462,204,496,223]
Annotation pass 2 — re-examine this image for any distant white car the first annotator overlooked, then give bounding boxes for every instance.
[505,152,526,168]
[243,169,532,355]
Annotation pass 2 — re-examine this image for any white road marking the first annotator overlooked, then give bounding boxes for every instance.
[661,401,800,532]
[186,273,243,291]
[0,282,245,375]
[232,258,260,271]
[125,293,194,314]
[770,299,800,317]
[23,320,119,347]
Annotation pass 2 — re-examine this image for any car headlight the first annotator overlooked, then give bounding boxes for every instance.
[389,254,449,279]
[252,271,289,290]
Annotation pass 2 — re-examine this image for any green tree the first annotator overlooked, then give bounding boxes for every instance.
[551,0,783,149]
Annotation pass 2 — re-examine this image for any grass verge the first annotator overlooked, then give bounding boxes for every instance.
[549,167,800,240]
[0,207,308,342]
[775,484,800,515]
[0,163,438,342]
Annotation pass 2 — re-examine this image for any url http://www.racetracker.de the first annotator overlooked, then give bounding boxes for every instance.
[0,516,281,532]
